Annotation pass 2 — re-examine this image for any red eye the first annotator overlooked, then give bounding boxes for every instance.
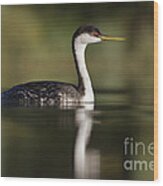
[92,32,99,37]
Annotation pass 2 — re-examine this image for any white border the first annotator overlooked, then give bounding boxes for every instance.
[0,0,162,186]
[0,0,158,5]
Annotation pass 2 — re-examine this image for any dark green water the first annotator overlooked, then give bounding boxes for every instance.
[1,92,154,180]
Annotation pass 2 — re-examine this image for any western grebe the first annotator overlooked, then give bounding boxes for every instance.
[2,25,125,106]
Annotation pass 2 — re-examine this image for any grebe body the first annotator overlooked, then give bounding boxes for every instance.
[2,81,81,106]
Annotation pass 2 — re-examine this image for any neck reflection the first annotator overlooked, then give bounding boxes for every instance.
[74,103,100,179]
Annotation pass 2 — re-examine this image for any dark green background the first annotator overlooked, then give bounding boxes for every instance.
[2,2,154,107]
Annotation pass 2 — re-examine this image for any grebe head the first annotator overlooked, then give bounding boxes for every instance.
[73,25,125,45]
[73,25,102,44]
[73,25,126,45]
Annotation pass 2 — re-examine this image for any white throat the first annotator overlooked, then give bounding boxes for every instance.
[74,37,94,103]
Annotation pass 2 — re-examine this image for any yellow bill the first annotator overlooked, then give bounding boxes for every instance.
[99,35,126,41]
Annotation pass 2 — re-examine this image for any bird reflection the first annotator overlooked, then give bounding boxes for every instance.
[74,103,100,179]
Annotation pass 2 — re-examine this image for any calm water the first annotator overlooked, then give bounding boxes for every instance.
[1,92,154,180]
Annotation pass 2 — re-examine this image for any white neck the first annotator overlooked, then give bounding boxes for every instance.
[74,39,94,102]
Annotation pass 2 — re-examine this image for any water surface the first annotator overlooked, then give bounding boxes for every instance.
[1,92,154,180]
